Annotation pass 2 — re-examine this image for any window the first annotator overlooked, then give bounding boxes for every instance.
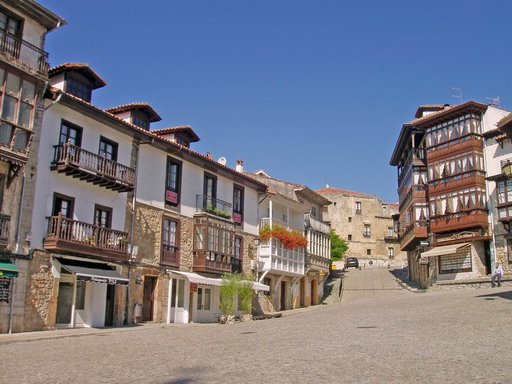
[497,179,512,220]
[0,173,4,211]
[171,279,185,308]
[367,249,371,256]
[0,68,36,153]
[232,236,242,273]
[355,201,362,214]
[387,227,394,237]
[94,204,112,228]
[99,137,118,161]
[203,173,217,210]
[388,247,395,259]
[348,234,352,241]
[52,193,74,218]
[197,287,211,310]
[311,206,317,218]
[363,224,371,237]
[165,158,181,206]
[233,185,244,225]
[0,9,21,37]
[507,239,512,265]
[348,217,352,223]
[59,120,82,146]
[162,217,179,265]
[65,74,92,102]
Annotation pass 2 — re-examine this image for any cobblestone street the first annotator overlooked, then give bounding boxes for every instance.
[2,268,512,384]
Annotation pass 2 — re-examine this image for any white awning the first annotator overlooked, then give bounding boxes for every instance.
[169,271,269,291]
[252,281,270,292]
[170,271,222,286]
[421,243,470,258]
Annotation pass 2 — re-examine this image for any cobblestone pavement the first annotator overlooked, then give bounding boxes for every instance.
[2,268,512,384]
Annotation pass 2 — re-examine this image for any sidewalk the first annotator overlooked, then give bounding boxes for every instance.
[0,304,328,344]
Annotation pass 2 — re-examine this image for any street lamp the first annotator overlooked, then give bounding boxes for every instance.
[501,159,512,178]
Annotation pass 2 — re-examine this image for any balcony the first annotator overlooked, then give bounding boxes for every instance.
[195,195,232,220]
[304,213,330,235]
[44,216,129,261]
[428,170,486,195]
[399,185,427,211]
[51,143,135,193]
[0,30,49,77]
[427,135,483,162]
[305,253,331,271]
[430,210,489,233]
[193,214,236,274]
[0,214,10,245]
[161,244,179,267]
[258,239,305,277]
[399,220,428,251]
[192,253,232,274]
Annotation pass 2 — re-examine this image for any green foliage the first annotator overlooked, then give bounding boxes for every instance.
[220,273,255,315]
[330,229,348,261]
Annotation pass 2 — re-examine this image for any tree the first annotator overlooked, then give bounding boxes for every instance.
[330,229,348,261]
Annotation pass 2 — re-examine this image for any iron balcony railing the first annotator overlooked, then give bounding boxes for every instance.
[195,194,232,220]
[0,30,49,76]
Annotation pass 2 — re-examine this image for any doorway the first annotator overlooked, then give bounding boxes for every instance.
[142,276,156,322]
[104,284,115,326]
[280,281,286,310]
[310,280,317,305]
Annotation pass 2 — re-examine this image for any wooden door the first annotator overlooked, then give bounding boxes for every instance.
[142,277,156,322]
[280,281,286,310]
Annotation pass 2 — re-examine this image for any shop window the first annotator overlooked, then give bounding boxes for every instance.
[75,280,86,310]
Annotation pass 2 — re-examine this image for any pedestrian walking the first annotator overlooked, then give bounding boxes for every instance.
[491,262,504,287]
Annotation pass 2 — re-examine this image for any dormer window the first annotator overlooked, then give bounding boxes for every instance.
[65,74,92,102]
[132,111,149,129]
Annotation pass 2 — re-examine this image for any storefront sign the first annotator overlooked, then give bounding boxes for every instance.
[77,275,129,285]
[165,190,179,204]
[0,278,11,303]
[190,283,198,292]
[232,213,242,224]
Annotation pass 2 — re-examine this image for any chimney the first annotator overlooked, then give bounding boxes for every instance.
[236,159,244,173]
[206,152,212,160]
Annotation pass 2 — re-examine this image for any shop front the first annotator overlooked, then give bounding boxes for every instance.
[52,257,128,328]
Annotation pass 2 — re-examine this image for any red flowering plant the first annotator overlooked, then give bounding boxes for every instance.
[258,224,308,250]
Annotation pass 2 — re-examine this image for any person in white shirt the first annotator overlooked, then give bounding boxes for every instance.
[491,262,504,287]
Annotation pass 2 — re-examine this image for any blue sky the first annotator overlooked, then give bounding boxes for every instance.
[39,0,512,202]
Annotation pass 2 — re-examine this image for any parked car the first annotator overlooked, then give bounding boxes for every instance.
[345,257,359,269]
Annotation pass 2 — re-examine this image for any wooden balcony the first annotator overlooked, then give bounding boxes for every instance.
[399,185,427,211]
[427,135,483,163]
[160,244,179,267]
[399,220,428,251]
[428,171,486,195]
[0,30,50,77]
[44,216,129,261]
[51,143,135,193]
[430,210,489,234]
[305,253,331,271]
[0,214,10,246]
[192,253,232,274]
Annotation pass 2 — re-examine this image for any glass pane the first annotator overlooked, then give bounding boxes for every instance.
[177,280,185,307]
[21,80,35,101]
[0,13,7,31]
[197,288,202,310]
[5,73,20,94]
[75,280,86,310]
[204,288,211,310]
[0,68,4,86]
[0,123,12,146]
[18,102,32,128]
[2,95,16,121]
[12,129,28,151]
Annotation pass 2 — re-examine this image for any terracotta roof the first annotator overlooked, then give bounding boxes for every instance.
[104,102,161,123]
[151,125,200,142]
[497,113,512,131]
[49,63,106,89]
[414,104,450,119]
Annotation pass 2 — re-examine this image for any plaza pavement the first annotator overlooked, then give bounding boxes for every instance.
[1,267,511,384]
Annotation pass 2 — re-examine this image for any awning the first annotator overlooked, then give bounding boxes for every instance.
[170,271,270,291]
[251,281,270,292]
[170,271,222,286]
[421,243,470,258]
[59,259,128,285]
[0,261,18,278]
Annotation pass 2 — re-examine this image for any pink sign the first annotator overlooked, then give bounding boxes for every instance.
[166,190,178,204]
[233,212,242,223]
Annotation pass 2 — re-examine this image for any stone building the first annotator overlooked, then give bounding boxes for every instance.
[316,187,405,267]
[0,0,64,334]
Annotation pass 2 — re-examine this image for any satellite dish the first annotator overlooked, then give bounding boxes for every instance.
[217,157,227,166]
